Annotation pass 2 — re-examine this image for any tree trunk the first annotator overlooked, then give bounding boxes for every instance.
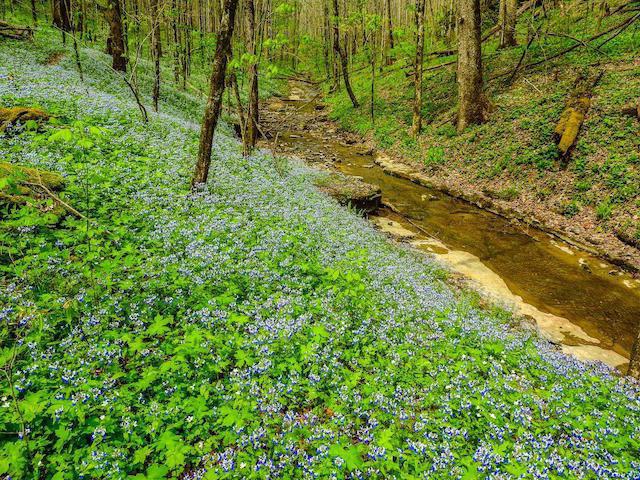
[245,0,259,152]
[332,0,359,108]
[171,0,180,84]
[411,0,426,136]
[229,72,246,146]
[457,0,484,132]
[499,0,518,48]
[150,0,161,112]
[30,0,37,25]
[323,0,331,76]
[103,0,127,72]
[52,0,72,40]
[192,0,239,187]
[385,0,394,65]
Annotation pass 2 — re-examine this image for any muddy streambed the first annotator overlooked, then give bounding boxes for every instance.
[261,84,640,370]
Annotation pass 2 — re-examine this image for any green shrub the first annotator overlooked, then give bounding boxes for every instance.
[423,146,445,167]
[575,180,592,192]
[562,200,581,217]
[596,200,614,221]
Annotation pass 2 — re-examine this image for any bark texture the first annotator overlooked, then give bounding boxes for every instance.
[411,0,426,136]
[385,0,395,64]
[245,0,260,152]
[499,0,518,48]
[150,0,161,112]
[52,0,72,34]
[457,0,484,132]
[332,0,359,108]
[103,0,127,72]
[192,0,239,187]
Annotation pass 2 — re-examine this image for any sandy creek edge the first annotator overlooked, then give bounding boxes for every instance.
[369,217,628,369]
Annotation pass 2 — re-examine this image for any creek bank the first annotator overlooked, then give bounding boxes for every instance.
[259,81,640,369]
[373,153,640,273]
[371,209,628,368]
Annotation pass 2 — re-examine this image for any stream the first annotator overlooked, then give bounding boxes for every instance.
[261,82,640,370]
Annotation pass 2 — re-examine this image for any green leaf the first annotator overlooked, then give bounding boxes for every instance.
[147,315,171,336]
[146,464,169,480]
[48,128,73,143]
[133,446,152,465]
[377,428,395,450]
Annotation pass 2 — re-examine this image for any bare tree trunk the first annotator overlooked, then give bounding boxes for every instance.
[192,0,239,187]
[332,0,359,108]
[172,0,180,84]
[370,52,375,124]
[326,0,340,93]
[457,0,484,132]
[229,72,246,146]
[323,0,331,76]
[245,0,259,152]
[385,0,394,64]
[30,0,37,24]
[52,0,72,42]
[411,0,426,136]
[103,0,127,72]
[150,0,161,112]
[499,0,518,48]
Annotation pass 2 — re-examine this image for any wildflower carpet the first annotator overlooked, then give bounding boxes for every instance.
[1,35,640,479]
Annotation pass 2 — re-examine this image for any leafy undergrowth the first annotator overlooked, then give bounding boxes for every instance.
[327,1,640,245]
[1,30,640,480]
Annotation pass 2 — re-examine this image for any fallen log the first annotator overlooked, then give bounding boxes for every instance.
[0,20,33,40]
[554,71,603,157]
[0,162,67,221]
[0,107,50,132]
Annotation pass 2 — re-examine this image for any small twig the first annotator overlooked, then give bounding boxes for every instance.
[24,181,113,235]
[507,26,543,84]
[489,13,640,81]
[24,181,84,219]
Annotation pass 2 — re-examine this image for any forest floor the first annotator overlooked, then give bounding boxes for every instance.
[2,27,640,480]
[325,3,640,272]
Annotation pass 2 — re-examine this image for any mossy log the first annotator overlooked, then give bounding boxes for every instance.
[0,107,50,132]
[0,20,33,40]
[0,162,65,191]
[0,162,66,220]
[554,72,603,157]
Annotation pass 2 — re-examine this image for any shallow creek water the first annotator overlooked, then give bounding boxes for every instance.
[265,85,640,370]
